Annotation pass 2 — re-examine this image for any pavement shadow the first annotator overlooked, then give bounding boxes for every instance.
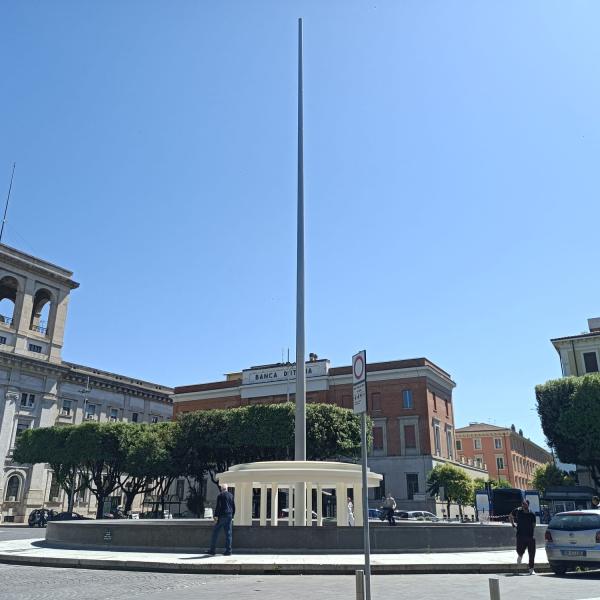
[180,554,224,560]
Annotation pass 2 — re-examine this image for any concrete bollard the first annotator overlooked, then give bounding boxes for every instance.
[356,569,365,600]
[489,578,501,600]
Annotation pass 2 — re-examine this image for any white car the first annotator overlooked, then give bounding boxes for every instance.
[545,510,600,575]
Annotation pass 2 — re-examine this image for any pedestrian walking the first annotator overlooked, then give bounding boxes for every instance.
[592,496,599,509]
[207,484,236,556]
[347,497,355,526]
[382,492,396,526]
[509,499,537,574]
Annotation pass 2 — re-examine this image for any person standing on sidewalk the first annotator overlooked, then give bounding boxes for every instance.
[207,484,236,556]
[509,499,536,574]
[382,493,396,526]
[347,497,355,526]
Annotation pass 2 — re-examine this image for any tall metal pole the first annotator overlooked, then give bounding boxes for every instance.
[1,163,16,244]
[361,412,372,600]
[294,17,307,527]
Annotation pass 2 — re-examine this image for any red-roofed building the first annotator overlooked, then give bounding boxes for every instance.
[173,356,487,515]
[455,422,552,489]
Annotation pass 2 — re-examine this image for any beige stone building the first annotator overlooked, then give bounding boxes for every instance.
[0,244,173,522]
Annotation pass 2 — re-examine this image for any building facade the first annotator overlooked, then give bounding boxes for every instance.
[455,423,552,489]
[551,317,600,377]
[550,317,600,489]
[0,244,173,522]
[173,357,487,516]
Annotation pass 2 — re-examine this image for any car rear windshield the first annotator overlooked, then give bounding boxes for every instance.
[549,513,600,531]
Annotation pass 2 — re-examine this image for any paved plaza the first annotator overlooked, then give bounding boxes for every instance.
[1,564,600,600]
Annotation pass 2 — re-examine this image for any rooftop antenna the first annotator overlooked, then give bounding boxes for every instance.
[1,163,16,244]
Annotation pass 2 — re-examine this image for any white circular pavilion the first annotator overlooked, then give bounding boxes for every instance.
[217,460,382,527]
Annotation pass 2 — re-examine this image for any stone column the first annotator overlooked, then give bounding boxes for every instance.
[305,482,312,526]
[259,484,267,526]
[353,484,363,526]
[288,485,294,525]
[316,484,323,527]
[271,484,278,527]
[336,484,347,527]
[238,483,252,526]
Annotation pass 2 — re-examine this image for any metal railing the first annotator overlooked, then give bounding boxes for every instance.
[30,322,47,335]
[0,315,13,326]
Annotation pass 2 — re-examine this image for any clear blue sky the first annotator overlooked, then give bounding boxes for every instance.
[2,1,599,447]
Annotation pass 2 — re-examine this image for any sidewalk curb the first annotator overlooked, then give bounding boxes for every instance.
[0,552,551,575]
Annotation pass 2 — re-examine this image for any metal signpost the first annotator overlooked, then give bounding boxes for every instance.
[353,350,371,600]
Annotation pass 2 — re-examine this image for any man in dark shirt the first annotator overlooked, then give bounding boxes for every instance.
[510,499,537,574]
[207,484,236,556]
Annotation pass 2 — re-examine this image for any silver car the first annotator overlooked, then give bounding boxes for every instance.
[545,510,600,575]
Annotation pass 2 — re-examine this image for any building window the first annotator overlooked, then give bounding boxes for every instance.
[5,474,20,501]
[406,473,419,500]
[342,394,352,409]
[433,423,441,456]
[16,421,30,439]
[371,392,381,411]
[432,392,437,411]
[444,399,449,416]
[85,404,96,420]
[61,399,72,416]
[0,336,6,345]
[446,429,453,460]
[109,408,118,422]
[583,352,599,373]
[151,416,159,424]
[404,425,417,449]
[456,439,462,451]
[20,393,35,408]
[474,438,482,450]
[176,480,185,501]
[402,390,413,409]
[494,438,502,449]
[372,426,384,450]
[48,473,60,501]
[496,456,505,470]
[28,343,42,353]
[131,412,139,423]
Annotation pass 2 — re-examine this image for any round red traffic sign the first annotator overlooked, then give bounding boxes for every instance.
[353,354,365,380]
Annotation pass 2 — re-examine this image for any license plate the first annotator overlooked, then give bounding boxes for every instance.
[561,550,586,557]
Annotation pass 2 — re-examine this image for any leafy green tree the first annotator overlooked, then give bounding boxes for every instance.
[70,422,130,519]
[14,426,85,512]
[532,463,575,496]
[427,464,473,518]
[536,374,600,488]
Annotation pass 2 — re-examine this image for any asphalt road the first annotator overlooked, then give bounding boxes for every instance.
[0,566,599,600]
[0,526,45,541]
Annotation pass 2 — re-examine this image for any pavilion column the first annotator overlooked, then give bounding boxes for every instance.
[238,483,252,526]
[305,482,312,526]
[353,484,363,526]
[271,484,279,526]
[336,484,347,527]
[316,484,323,527]
[259,484,267,526]
[289,485,295,525]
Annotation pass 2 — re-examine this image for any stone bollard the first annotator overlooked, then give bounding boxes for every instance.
[489,578,501,600]
[356,569,365,600]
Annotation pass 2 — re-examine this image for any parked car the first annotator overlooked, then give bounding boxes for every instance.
[545,510,600,575]
[368,508,384,521]
[27,509,56,527]
[279,508,319,520]
[392,510,439,521]
[48,511,90,522]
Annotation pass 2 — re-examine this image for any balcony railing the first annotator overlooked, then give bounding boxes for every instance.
[30,322,47,335]
[0,315,13,327]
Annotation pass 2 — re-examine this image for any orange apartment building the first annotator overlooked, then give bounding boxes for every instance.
[455,423,552,489]
[173,356,487,514]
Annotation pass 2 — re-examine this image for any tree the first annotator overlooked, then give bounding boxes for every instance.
[536,374,600,488]
[427,464,473,518]
[70,422,130,519]
[14,426,86,512]
[532,463,575,496]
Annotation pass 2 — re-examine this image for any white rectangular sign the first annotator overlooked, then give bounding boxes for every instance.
[352,350,367,414]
